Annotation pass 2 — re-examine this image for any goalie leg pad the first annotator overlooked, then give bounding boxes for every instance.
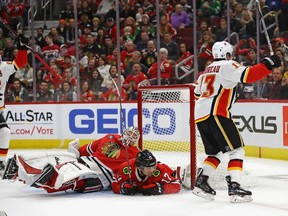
[2,156,18,180]
[79,156,114,189]
[74,178,103,193]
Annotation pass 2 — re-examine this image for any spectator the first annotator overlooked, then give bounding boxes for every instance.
[42,63,64,91]
[123,26,135,42]
[101,34,116,57]
[54,81,77,102]
[123,62,149,100]
[35,27,46,49]
[134,14,155,40]
[159,15,177,39]
[136,31,150,52]
[242,48,258,66]
[80,58,96,83]
[95,27,105,47]
[91,17,101,38]
[106,48,124,72]
[78,46,89,69]
[124,50,148,78]
[82,33,102,58]
[120,40,136,69]
[80,80,96,102]
[60,54,76,77]
[160,32,180,63]
[257,76,273,99]
[88,69,103,100]
[179,0,193,20]
[97,56,111,79]
[148,48,173,85]
[105,17,117,42]
[119,4,136,24]
[36,80,54,102]
[238,10,256,39]
[59,2,74,22]
[14,62,33,90]
[176,42,193,83]
[3,38,15,61]
[42,35,60,62]
[142,0,155,20]
[141,40,157,68]
[199,0,221,18]
[235,36,257,62]
[196,19,210,41]
[66,18,80,46]
[215,17,229,42]
[170,4,191,30]
[197,30,215,67]
[99,65,125,98]
[6,0,26,31]
[56,19,68,42]
[49,27,65,47]
[6,78,29,102]
[101,74,128,101]
[62,67,77,88]
[78,0,93,22]
[268,67,288,99]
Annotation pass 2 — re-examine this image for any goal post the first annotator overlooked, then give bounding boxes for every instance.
[137,84,196,188]
[137,84,258,190]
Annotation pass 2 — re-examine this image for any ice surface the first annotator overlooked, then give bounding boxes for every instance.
[1,150,288,216]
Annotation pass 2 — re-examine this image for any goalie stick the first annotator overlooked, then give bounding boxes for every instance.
[254,0,274,55]
[0,18,58,77]
[111,78,133,185]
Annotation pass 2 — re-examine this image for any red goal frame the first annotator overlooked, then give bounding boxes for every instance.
[137,84,196,188]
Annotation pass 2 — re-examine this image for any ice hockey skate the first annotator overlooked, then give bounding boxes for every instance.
[192,168,216,201]
[2,156,18,180]
[31,163,55,188]
[226,176,253,203]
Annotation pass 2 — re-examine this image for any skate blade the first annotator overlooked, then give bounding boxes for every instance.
[192,187,215,201]
[230,195,253,203]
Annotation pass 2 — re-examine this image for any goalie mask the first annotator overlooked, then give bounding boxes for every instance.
[136,149,156,168]
[212,41,234,60]
[122,126,140,146]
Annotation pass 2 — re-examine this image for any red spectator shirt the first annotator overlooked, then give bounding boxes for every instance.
[148,59,173,79]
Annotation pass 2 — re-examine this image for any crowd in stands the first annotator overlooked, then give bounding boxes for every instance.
[0,0,288,102]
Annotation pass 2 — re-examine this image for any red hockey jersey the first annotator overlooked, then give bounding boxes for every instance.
[112,158,181,194]
[78,134,140,173]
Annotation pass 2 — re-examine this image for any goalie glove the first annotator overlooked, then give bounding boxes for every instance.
[261,55,281,70]
[68,139,80,158]
[120,182,137,195]
[142,182,164,195]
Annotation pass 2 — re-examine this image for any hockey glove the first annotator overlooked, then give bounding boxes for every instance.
[120,182,137,195]
[142,182,164,195]
[17,34,29,50]
[261,55,281,70]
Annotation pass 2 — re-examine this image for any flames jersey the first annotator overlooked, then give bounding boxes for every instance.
[194,60,271,123]
[112,158,181,194]
[0,50,27,108]
[78,134,140,173]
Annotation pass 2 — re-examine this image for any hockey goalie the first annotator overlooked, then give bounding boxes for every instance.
[2,127,140,193]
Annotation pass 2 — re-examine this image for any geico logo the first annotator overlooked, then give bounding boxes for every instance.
[233,115,277,134]
[69,108,176,135]
[5,110,53,122]
[142,108,176,135]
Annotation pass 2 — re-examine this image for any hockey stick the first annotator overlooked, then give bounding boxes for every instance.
[254,0,274,55]
[0,18,58,77]
[111,78,133,185]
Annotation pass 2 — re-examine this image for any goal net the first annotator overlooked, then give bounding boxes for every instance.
[137,84,257,190]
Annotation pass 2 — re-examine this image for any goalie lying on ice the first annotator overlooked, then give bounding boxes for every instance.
[2,127,141,193]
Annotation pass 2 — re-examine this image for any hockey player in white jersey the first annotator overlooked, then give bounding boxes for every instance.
[0,36,28,176]
[192,41,281,203]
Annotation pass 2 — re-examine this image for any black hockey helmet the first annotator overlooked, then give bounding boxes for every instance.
[136,149,156,168]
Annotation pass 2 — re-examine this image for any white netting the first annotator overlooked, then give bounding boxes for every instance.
[139,85,258,190]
